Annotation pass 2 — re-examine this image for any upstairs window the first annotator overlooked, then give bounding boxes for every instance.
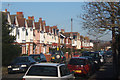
[22,27,25,31]
[26,30,28,36]
[17,30,20,39]
[33,31,35,36]
[30,28,32,31]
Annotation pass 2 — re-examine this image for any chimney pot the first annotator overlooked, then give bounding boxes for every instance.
[28,16,34,19]
[43,21,45,24]
[5,9,7,12]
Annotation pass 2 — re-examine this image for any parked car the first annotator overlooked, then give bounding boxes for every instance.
[83,56,96,73]
[29,53,47,63]
[105,50,112,58]
[95,51,105,64]
[73,53,80,57]
[67,57,92,77]
[22,63,75,80]
[8,56,36,74]
[50,50,66,63]
[82,52,101,68]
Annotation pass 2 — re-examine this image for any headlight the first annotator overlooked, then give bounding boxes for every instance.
[8,66,12,68]
[21,65,27,67]
[94,61,98,63]
[56,55,60,59]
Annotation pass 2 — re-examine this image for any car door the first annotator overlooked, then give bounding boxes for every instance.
[59,65,74,80]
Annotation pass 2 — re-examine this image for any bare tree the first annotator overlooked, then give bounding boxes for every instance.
[79,2,120,79]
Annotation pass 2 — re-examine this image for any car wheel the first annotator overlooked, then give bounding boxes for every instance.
[8,71,13,74]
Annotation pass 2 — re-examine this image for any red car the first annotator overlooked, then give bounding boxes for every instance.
[67,57,91,77]
[73,53,80,57]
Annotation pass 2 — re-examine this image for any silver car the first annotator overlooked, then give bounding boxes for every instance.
[22,63,75,80]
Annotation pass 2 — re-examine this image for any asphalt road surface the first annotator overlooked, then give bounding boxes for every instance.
[2,72,24,80]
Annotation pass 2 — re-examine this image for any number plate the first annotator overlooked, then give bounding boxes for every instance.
[12,68,19,71]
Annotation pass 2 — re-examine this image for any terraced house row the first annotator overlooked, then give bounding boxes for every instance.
[2,9,93,55]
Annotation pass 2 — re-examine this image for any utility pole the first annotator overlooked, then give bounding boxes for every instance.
[71,18,73,58]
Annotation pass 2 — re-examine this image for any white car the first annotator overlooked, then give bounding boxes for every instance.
[22,63,75,80]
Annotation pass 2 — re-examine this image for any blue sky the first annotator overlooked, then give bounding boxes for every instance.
[2,2,112,41]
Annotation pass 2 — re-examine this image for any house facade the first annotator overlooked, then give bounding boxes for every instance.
[3,9,94,56]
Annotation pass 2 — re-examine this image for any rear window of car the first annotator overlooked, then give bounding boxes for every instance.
[69,58,86,65]
[30,55,41,61]
[26,66,58,77]
[90,53,99,58]
[40,54,46,60]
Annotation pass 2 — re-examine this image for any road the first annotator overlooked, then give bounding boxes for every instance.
[2,57,112,80]
[2,72,24,80]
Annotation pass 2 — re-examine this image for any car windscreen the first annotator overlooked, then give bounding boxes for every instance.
[69,58,86,65]
[26,66,58,77]
[11,57,28,63]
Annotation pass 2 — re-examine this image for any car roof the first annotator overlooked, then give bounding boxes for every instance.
[82,56,92,58]
[33,63,65,66]
[29,54,42,55]
[19,56,29,58]
[71,57,88,59]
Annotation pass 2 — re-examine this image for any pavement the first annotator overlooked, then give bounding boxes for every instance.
[89,57,117,80]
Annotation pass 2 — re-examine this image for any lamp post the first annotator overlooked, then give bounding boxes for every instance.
[71,18,73,57]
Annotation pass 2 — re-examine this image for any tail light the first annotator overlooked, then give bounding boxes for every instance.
[22,78,25,80]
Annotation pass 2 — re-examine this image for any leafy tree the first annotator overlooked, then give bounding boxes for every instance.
[2,12,21,66]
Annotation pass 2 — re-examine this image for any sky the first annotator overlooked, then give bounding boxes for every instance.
[2,2,112,41]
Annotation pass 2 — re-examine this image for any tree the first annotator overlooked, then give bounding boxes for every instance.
[2,12,21,66]
[79,2,120,79]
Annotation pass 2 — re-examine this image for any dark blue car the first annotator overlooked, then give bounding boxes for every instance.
[8,56,36,74]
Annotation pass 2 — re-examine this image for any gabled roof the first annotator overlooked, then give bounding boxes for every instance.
[17,16,25,27]
[50,27,53,33]
[63,32,71,37]
[35,22,40,29]
[45,26,50,33]
[10,15,16,24]
[2,11,10,21]
[26,19,33,27]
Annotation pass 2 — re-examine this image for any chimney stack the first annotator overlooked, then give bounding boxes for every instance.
[43,20,46,24]
[39,18,42,22]
[28,16,34,20]
[53,26,57,29]
[61,29,65,33]
[16,12,24,18]
[5,9,7,12]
